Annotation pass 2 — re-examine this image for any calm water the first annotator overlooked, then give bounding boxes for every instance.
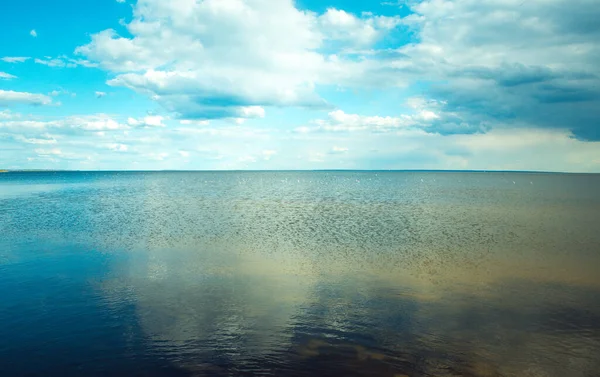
[1,171,600,377]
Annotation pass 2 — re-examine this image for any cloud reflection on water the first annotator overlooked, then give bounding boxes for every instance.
[2,172,600,376]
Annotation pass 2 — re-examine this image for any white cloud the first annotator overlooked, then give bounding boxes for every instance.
[142,115,164,127]
[3,109,598,172]
[387,0,600,140]
[30,29,37,37]
[239,106,266,118]
[301,108,425,133]
[318,8,400,46]
[328,109,409,130]
[34,56,98,68]
[14,134,57,145]
[127,115,165,127]
[401,0,600,72]
[68,0,600,141]
[0,72,17,80]
[95,91,107,98]
[35,58,74,68]
[68,58,98,68]
[75,0,401,120]
[4,0,600,171]
[294,97,486,136]
[0,90,53,106]
[1,57,30,63]
[179,119,210,126]
[70,115,125,131]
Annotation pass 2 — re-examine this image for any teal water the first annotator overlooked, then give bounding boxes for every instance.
[1,171,600,376]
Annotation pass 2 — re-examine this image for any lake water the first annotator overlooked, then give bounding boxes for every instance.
[1,171,600,377]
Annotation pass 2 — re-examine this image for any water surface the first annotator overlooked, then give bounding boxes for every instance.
[1,171,600,376]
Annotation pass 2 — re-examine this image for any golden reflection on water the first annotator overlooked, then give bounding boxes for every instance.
[99,238,600,377]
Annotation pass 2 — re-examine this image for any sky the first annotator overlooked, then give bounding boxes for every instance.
[1,0,599,172]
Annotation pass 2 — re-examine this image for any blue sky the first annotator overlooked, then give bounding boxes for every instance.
[1,0,599,171]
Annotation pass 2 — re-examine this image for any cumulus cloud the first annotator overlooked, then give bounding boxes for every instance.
[386,0,600,140]
[75,0,401,120]
[67,0,600,141]
[1,57,30,63]
[0,72,17,80]
[0,90,53,106]
[4,0,599,171]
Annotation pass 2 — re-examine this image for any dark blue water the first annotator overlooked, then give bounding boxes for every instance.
[1,171,600,376]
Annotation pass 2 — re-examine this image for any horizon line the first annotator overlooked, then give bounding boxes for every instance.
[2,169,598,175]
